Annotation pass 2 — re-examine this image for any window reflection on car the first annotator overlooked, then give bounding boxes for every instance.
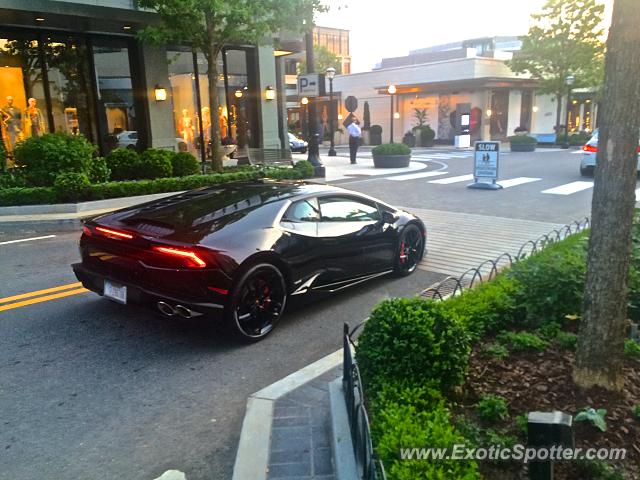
[319,197,380,222]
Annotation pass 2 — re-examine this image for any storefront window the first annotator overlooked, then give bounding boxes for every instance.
[45,36,97,142]
[92,42,137,154]
[0,35,48,158]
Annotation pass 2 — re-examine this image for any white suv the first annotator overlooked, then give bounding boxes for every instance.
[580,129,640,176]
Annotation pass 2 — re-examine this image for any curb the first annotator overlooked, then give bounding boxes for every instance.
[329,378,359,480]
[232,349,342,480]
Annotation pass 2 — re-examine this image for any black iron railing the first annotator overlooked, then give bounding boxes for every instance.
[342,322,386,480]
[420,217,590,300]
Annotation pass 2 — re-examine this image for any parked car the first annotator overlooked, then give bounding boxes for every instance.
[580,129,640,176]
[288,132,308,153]
[116,130,187,151]
[72,181,426,341]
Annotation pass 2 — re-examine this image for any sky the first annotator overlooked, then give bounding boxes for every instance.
[315,0,614,73]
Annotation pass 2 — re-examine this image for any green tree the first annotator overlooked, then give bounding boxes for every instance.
[573,0,640,391]
[138,0,324,172]
[297,45,342,75]
[508,0,605,133]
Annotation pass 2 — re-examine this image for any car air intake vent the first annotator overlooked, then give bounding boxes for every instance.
[122,219,175,237]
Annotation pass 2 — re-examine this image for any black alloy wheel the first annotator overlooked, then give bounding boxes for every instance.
[227,263,287,341]
[394,224,424,276]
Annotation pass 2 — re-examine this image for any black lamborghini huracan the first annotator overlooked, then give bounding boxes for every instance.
[72,180,426,341]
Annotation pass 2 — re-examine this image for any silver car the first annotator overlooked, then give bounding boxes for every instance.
[580,129,640,176]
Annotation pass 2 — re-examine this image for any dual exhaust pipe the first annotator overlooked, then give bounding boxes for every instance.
[157,301,203,319]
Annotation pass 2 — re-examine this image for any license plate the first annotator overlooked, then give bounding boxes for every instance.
[104,280,127,304]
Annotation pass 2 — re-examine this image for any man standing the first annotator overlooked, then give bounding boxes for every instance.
[347,116,361,164]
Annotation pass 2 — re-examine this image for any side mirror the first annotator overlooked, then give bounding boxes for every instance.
[382,211,398,224]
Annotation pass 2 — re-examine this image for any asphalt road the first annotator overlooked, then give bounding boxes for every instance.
[0,231,444,480]
[0,146,607,479]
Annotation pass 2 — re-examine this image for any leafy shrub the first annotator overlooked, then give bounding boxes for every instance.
[569,132,592,146]
[372,143,411,156]
[0,167,302,206]
[171,152,200,177]
[415,124,435,146]
[0,170,28,189]
[53,172,91,202]
[442,274,521,339]
[482,342,509,360]
[88,157,111,183]
[293,160,314,178]
[633,404,640,420]
[476,394,509,422]
[105,148,141,181]
[13,133,96,186]
[497,331,549,352]
[575,408,607,432]
[356,298,471,393]
[624,339,640,360]
[536,321,562,340]
[555,331,578,350]
[507,232,588,326]
[370,380,444,414]
[373,401,479,480]
[515,413,528,434]
[139,149,173,179]
[574,459,625,480]
[507,135,537,145]
[402,131,416,147]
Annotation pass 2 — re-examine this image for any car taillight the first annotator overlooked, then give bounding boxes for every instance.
[82,225,92,236]
[582,144,598,153]
[152,246,207,268]
[95,226,134,240]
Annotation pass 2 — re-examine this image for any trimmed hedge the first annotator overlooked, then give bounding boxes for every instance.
[0,167,310,206]
[105,148,141,181]
[171,152,200,177]
[139,148,173,179]
[507,134,538,145]
[372,143,411,156]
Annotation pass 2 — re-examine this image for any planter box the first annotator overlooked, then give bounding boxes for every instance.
[372,154,411,168]
[510,143,536,152]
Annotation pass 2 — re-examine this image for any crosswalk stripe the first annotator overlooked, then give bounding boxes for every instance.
[387,171,448,181]
[496,177,542,189]
[542,181,594,195]
[429,174,475,184]
[404,207,565,277]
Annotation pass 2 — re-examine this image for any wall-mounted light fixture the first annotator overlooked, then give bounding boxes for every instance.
[301,96,309,105]
[235,89,243,99]
[532,106,539,113]
[337,113,343,120]
[265,86,276,101]
[486,108,493,117]
[393,112,400,119]
[154,84,167,101]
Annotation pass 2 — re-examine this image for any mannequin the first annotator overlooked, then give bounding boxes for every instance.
[1,96,23,153]
[179,108,195,149]
[25,98,45,137]
[201,107,211,145]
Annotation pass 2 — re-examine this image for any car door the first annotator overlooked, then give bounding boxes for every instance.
[315,195,387,285]
[277,197,324,291]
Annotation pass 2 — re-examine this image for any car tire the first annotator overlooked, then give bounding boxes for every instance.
[300,148,307,154]
[580,166,593,177]
[393,224,425,277]
[225,263,287,342]
[126,144,136,150]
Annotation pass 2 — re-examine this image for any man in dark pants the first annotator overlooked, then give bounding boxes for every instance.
[347,117,362,164]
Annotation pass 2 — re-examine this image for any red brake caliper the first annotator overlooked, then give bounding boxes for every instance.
[399,241,406,264]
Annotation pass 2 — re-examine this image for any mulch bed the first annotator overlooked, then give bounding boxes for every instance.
[454,340,640,479]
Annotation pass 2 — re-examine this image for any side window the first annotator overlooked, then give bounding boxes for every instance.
[282,198,320,222]
[319,196,380,222]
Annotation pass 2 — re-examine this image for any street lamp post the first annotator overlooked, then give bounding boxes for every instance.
[387,84,397,143]
[563,74,575,149]
[326,67,337,156]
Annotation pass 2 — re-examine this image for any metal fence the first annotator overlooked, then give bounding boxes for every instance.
[339,216,590,479]
[342,322,387,480]
[420,217,590,300]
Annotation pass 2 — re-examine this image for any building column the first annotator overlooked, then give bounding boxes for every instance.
[138,43,176,150]
[481,90,491,141]
[256,45,281,149]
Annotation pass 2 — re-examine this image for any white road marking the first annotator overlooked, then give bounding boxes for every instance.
[542,181,594,195]
[388,171,449,181]
[429,174,475,184]
[496,177,542,189]
[0,234,57,246]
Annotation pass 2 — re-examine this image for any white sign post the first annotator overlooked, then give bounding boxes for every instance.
[467,141,503,190]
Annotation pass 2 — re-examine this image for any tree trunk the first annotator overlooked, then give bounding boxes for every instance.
[205,17,222,172]
[555,93,562,137]
[573,0,640,391]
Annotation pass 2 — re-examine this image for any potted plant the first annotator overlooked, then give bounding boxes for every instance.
[372,143,412,168]
[370,125,383,145]
[418,125,435,147]
[507,134,538,152]
[402,131,416,147]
